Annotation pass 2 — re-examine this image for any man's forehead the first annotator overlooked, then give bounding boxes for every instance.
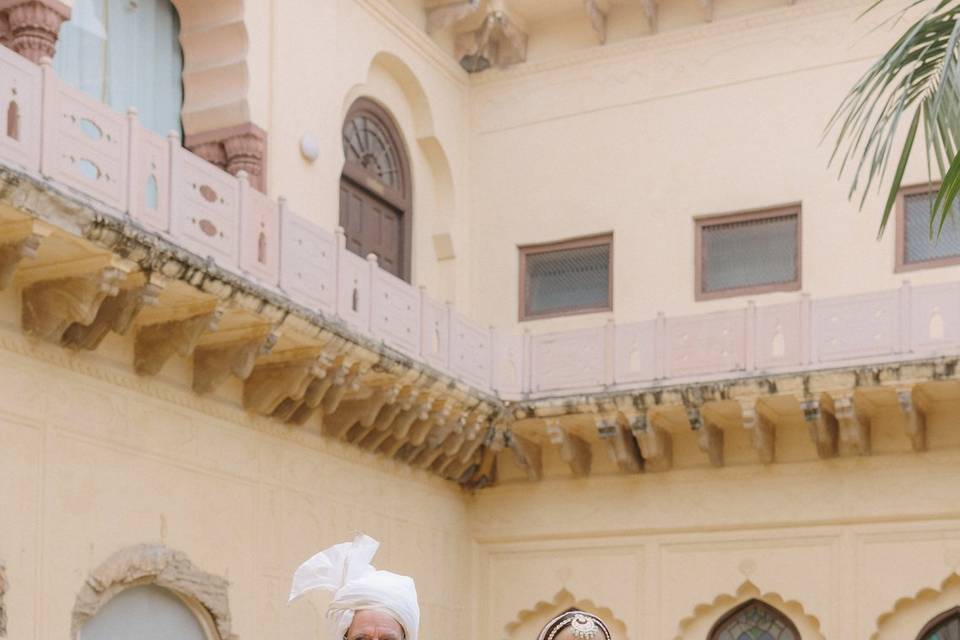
[348,609,404,638]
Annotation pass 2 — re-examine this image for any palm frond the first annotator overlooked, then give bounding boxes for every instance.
[827,0,960,237]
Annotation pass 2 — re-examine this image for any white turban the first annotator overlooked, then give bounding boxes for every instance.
[289,534,420,640]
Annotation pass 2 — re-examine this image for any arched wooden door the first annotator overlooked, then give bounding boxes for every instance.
[340,98,412,281]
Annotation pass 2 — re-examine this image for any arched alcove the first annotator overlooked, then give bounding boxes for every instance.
[71,544,236,640]
[873,573,960,640]
[341,50,459,299]
[676,580,823,640]
[505,588,629,640]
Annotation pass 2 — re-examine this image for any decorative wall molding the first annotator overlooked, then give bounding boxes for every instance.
[675,579,824,640]
[872,572,960,640]
[505,587,627,637]
[71,544,236,640]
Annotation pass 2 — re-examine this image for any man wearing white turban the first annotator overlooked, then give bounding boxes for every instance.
[289,534,420,640]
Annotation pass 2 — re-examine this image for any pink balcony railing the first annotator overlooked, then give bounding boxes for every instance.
[2,46,960,402]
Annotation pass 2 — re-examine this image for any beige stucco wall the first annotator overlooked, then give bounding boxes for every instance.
[464,0,960,331]
[0,285,474,640]
[469,453,960,640]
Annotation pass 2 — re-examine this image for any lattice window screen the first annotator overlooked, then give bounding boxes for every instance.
[711,602,799,640]
[701,213,798,294]
[904,191,960,264]
[524,241,611,318]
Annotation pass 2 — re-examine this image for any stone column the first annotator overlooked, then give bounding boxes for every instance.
[0,0,71,63]
[185,122,267,192]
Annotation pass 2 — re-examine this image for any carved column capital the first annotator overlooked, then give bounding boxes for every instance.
[0,0,70,63]
[185,122,267,192]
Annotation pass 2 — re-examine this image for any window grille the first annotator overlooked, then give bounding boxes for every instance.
[698,209,800,299]
[902,190,960,266]
[709,601,799,640]
[521,236,612,319]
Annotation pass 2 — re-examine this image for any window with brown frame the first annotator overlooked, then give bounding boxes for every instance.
[916,606,960,640]
[519,234,613,321]
[896,184,960,272]
[695,205,802,301]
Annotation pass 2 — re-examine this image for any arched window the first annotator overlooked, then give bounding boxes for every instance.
[917,607,960,640]
[53,0,184,136]
[340,98,412,281]
[77,584,214,640]
[708,600,800,640]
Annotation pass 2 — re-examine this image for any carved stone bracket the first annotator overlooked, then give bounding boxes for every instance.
[598,413,643,473]
[455,7,528,72]
[470,427,504,487]
[61,274,165,350]
[546,419,592,478]
[22,267,126,343]
[506,431,542,481]
[802,398,837,459]
[324,385,393,440]
[320,364,361,416]
[71,544,236,640]
[820,393,869,456]
[0,219,51,290]
[134,308,223,376]
[632,412,671,472]
[192,329,278,395]
[746,401,776,464]
[243,356,322,416]
[0,0,70,63]
[584,0,607,43]
[900,388,927,452]
[695,409,725,468]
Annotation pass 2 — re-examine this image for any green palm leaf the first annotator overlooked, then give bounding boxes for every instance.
[828,0,960,237]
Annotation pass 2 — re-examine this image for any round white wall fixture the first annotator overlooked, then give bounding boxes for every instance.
[300,134,320,162]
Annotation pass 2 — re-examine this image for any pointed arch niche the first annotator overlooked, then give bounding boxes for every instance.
[873,573,960,640]
[505,589,629,640]
[676,581,823,640]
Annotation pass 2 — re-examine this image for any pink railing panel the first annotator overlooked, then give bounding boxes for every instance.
[127,122,170,232]
[279,206,336,313]
[909,282,960,355]
[813,291,899,362]
[170,147,240,267]
[531,327,606,392]
[450,314,491,390]
[42,74,127,210]
[666,310,746,378]
[421,294,450,371]
[337,250,371,332]
[614,320,657,384]
[372,268,421,357]
[754,301,804,370]
[240,178,280,285]
[492,331,525,396]
[0,47,40,173]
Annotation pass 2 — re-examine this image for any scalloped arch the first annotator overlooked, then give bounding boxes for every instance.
[172,0,251,135]
[505,588,630,640]
[675,580,824,640]
[872,572,960,640]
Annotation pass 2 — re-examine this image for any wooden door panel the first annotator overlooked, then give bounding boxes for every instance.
[339,178,404,278]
